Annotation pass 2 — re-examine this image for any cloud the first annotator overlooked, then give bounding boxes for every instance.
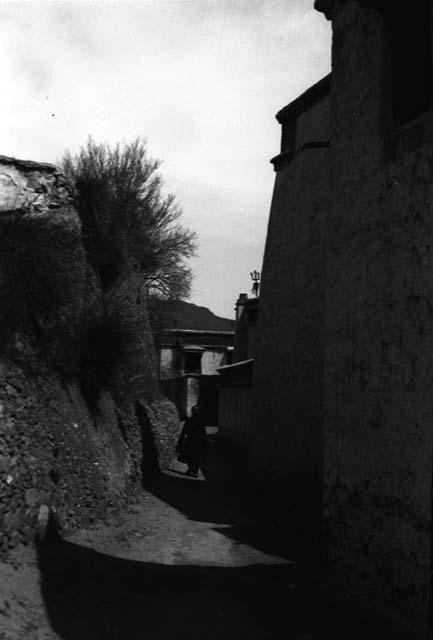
[0,0,331,316]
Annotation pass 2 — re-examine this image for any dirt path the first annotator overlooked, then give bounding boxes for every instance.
[0,451,363,640]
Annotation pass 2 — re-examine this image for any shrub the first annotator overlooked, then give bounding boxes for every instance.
[61,138,197,298]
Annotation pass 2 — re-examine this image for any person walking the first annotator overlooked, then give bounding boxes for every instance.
[176,405,207,477]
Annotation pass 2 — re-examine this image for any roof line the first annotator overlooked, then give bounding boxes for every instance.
[276,74,331,125]
[217,358,255,372]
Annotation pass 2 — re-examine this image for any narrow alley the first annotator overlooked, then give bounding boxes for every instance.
[0,436,390,640]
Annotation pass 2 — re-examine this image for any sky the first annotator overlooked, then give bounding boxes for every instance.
[1,0,331,319]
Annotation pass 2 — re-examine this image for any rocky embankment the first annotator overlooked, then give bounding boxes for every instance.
[0,156,179,552]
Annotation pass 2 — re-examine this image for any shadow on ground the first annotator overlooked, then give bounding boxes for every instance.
[37,534,309,640]
[144,468,317,567]
[36,436,395,640]
[143,436,322,568]
[36,530,390,640]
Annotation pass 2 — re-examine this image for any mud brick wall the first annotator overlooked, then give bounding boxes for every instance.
[320,3,433,635]
[248,90,329,519]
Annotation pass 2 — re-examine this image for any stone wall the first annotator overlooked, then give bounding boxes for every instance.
[0,156,179,551]
[318,2,433,635]
[0,360,140,550]
[248,88,330,520]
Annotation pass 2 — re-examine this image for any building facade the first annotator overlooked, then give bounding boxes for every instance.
[247,0,433,635]
[317,2,433,635]
[248,76,330,520]
[155,329,234,423]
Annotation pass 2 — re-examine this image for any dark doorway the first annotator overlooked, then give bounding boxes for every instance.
[199,375,219,425]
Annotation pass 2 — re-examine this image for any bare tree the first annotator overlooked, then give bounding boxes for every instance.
[61,137,197,298]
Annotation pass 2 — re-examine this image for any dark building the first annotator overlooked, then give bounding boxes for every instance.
[248,75,330,521]
[217,294,259,450]
[246,1,433,635]
[316,2,433,635]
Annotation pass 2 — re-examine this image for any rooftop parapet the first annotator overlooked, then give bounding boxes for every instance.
[315,0,386,20]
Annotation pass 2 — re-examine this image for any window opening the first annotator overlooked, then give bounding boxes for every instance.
[184,351,202,375]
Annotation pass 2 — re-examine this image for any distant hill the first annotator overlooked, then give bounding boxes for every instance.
[150,299,234,332]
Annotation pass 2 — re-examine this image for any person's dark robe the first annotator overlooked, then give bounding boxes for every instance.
[176,414,207,467]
